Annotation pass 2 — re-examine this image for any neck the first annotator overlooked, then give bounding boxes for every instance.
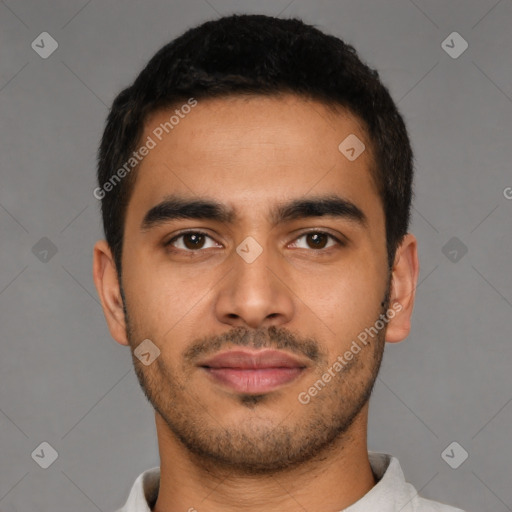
[153,405,376,512]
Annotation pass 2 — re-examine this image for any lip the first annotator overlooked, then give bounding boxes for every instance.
[198,349,309,394]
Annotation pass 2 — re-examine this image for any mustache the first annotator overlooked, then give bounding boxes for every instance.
[183,325,324,364]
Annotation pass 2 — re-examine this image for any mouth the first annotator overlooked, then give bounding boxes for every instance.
[198,349,309,394]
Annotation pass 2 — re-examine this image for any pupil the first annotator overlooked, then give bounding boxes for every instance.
[185,233,204,249]
[308,233,326,249]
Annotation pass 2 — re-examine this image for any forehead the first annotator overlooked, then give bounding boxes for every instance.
[126,94,381,227]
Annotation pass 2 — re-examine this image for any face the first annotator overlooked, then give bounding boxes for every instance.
[97,94,412,474]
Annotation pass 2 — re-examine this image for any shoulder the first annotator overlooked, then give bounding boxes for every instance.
[413,494,467,512]
[367,453,467,512]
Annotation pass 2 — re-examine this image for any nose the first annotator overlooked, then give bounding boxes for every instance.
[214,239,295,330]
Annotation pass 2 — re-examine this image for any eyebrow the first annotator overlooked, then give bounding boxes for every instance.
[140,194,367,231]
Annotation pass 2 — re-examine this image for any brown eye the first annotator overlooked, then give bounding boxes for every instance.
[290,231,340,250]
[182,233,205,249]
[166,231,219,251]
[306,232,329,249]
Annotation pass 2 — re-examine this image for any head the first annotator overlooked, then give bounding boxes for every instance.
[93,14,419,474]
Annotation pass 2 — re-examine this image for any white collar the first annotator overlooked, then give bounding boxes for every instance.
[115,452,465,512]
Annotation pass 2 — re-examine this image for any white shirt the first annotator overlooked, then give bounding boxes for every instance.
[115,452,466,512]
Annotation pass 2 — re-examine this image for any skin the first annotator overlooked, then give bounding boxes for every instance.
[93,94,419,512]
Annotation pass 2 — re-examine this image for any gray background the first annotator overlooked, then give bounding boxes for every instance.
[0,0,511,511]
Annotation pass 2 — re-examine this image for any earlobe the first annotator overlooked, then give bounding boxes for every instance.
[385,233,420,343]
[92,240,129,346]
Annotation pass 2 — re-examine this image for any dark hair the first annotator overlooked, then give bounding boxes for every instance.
[97,14,413,275]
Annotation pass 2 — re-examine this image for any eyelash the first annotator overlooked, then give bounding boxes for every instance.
[164,230,345,252]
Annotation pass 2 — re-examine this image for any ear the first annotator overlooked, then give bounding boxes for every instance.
[385,233,420,343]
[92,239,129,346]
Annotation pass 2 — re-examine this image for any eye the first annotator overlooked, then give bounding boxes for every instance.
[165,231,221,251]
[164,230,343,253]
[289,231,342,250]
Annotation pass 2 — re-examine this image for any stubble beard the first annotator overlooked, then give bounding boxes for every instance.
[126,318,387,476]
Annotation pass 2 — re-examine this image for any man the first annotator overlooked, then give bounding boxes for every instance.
[92,14,466,512]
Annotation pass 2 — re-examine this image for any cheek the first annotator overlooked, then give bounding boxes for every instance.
[122,251,219,345]
[292,256,385,339]
[297,268,385,359]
